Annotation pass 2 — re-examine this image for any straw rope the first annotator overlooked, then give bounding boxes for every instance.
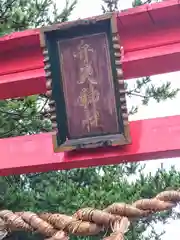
[0,190,180,240]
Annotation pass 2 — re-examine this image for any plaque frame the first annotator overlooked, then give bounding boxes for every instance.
[40,13,131,152]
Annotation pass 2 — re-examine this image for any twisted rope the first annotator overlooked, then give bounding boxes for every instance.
[0,190,180,240]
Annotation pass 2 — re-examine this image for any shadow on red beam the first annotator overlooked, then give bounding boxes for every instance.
[122,42,180,79]
[1,41,180,99]
[0,69,46,99]
[1,115,180,176]
[118,0,180,28]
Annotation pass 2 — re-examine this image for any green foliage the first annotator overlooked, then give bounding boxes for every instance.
[1,166,180,240]
[0,0,77,35]
[132,0,160,7]
[0,96,51,137]
[0,0,77,138]
[102,0,118,13]
[127,77,180,111]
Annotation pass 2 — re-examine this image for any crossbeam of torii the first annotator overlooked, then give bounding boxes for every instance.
[0,0,180,176]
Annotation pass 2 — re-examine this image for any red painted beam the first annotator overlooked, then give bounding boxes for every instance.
[1,0,180,99]
[1,115,180,176]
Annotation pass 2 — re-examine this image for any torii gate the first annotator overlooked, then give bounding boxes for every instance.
[1,0,180,176]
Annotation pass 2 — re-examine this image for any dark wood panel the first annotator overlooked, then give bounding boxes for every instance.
[59,33,118,139]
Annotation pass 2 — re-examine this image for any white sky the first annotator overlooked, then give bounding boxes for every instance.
[68,0,132,20]
[59,0,180,239]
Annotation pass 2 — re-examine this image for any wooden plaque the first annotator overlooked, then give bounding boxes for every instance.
[40,13,131,152]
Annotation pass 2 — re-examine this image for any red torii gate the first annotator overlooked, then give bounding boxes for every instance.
[1,0,180,176]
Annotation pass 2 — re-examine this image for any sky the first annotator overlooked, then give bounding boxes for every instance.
[59,0,180,239]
